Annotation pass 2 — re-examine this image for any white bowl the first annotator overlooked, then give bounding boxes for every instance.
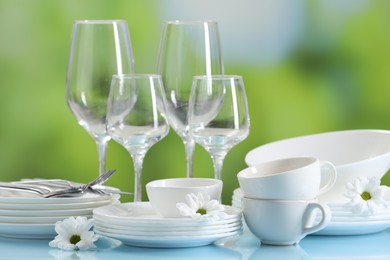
[245,129,390,203]
[146,178,223,218]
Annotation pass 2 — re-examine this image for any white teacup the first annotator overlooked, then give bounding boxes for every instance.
[242,197,331,245]
[146,178,222,218]
[237,157,337,200]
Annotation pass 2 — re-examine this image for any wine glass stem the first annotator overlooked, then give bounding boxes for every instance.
[132,153,145,202]
[211,152,226,180]
[96,140,109,176]
[183,138,195,178]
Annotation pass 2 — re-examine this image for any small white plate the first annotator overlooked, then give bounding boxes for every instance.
[0,196,118,210]
[0,222,56,239]
[0,189,117,204]
[93,202,242,226]
[93,214,241,228]
[94,223,242,236]
[0,206,99,217]
[94,218,241,231]
[316,213,390,223]
[94,228,242,248]
[0,214,92,224]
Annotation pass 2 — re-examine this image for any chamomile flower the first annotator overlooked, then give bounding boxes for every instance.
[176,192,228,220]
[344,176,389,215]
[49,216,99,251]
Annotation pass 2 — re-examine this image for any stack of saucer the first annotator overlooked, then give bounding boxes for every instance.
[93,202,243,248]
[314,200,390,236]
[0,187,119,239]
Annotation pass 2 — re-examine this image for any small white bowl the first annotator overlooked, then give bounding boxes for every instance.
[245,129,390,203]
[146,178,223,218]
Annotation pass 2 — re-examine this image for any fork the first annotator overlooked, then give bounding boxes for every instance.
[0,169,118,198]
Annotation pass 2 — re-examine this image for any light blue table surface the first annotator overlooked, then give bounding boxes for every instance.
[1,226,390,260]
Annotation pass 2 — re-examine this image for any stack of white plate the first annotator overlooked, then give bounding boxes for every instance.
[314,201,390,236]
[0,188,119,239]
[93,202,243,248]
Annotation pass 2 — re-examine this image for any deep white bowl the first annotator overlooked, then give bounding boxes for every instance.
[146,178,223,218]
[245,129,390,203]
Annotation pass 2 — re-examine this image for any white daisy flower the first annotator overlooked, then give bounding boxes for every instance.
[344,176,389,215]
[49,216,99,251]
[176,192,228,220]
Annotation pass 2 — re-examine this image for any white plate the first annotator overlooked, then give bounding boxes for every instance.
[94,218,241,231]
[0,222,56,239]
[93,202,242,226]
[0,196,118,210]
[95,228,242,248]
[0,206,99,217]
[313,218,390,236]
[94,223,242,236]
[0,189,117,204]
[316,213,390,223]
[93,215,241,229]
[0,214,92,224]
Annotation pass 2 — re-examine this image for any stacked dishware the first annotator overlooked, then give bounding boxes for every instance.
[237,157,336,245]
[0,182,119,239]
[93,178,243,248]
[93,202,242,248]
[242,129,390,236]
[313,195,390,235]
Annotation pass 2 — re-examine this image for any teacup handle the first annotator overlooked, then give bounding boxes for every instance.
[301,202,331,236]
[318,161,337,195]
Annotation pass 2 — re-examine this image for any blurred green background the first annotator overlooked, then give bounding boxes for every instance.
[0,0,389,204]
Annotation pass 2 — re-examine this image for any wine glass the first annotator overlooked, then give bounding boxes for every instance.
[156,20,224,178]
[188,75,250,180]
[106,74,169,202]
[66,20,135,176]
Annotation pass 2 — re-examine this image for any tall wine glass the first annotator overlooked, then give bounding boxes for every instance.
[156,20,224,178]
[66,20,134,176]
[188,75,250,180]
[106,74,169,202]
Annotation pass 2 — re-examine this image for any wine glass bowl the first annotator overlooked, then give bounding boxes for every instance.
[106,74,170,202]
[157,20,224,178]
[188,75,250,180]
[66,20,134,176]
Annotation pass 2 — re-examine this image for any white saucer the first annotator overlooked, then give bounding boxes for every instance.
[94,218,241,231]
[94,228,243,248]
[94,223,242,236]
[93,202,242,226]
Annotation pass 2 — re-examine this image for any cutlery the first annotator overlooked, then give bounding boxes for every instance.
[0,169,125,198]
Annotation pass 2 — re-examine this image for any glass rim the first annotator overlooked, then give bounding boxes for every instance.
[163,20,217,25]
[112,74,161,79]
[74,20,128,24]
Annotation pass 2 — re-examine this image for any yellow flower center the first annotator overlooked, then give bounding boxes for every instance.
[361,191,372,201]
[196,208,207,215]
[70,234,81,245]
